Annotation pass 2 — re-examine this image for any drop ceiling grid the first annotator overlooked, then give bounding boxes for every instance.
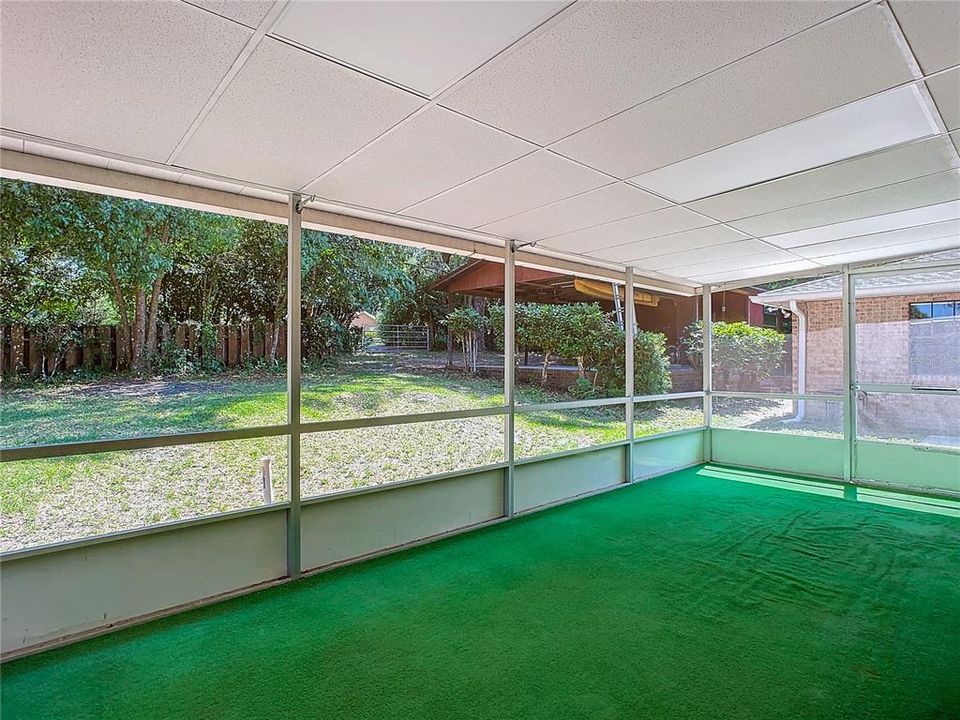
[0,0,254,163]
[174,37,425,191]
[548,3,916,181]
[789,219,960,260]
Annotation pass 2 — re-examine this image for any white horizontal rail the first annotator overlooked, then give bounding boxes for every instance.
[712,391,844,402]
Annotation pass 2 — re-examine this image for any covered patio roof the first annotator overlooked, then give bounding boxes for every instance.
[1,0,958,288]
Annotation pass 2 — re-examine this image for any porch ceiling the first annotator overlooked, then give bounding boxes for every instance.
[1,0,958,287]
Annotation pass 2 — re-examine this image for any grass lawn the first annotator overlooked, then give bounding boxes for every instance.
[2,353,692,551]
[3,466,958,719]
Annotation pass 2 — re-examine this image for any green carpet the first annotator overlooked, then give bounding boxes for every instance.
[3,465,959,719]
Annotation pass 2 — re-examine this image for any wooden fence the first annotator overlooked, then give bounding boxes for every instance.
[1,322,287,378]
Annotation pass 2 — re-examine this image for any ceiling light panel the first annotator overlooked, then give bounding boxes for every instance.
[889,0,960,74]
[630,85,939,203]
[306,107,534,212]
[176,39,424,190]
[0,1,252,162]
[272,1,564,96]
[792,220,960,259]
[441,1,857,145]
[553,5,915,179]
[809,236,960,267]
[762,199,960,249]
[636,239,792,273]
[540,205,713,253]
[689,259,821,285]
[478,183,669,242]
[188,0,275,28]
[688,133,960,221]
[733,170,960,239]
[926,69,960,131]
[401,151,609,229]
[589,224,748,263]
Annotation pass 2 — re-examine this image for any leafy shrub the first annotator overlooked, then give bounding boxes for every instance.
[592,327,672,396]
[302,314,359,361]
[682,320,785,390]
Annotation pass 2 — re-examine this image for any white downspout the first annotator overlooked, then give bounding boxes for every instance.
[790,300,806,422]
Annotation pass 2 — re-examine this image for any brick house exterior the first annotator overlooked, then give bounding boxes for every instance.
[755,270,960,441]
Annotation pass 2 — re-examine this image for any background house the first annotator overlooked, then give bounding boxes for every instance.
[755,259,960,442]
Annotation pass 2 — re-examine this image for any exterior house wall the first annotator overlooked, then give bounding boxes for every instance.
[794,292,959,440]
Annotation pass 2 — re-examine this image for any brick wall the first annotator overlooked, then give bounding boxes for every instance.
[793,292,959,439]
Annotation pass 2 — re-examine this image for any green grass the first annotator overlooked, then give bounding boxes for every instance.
[3,465,958,719]
[3,355,678,550]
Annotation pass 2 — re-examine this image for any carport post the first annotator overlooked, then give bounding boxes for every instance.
[287,193,303,579]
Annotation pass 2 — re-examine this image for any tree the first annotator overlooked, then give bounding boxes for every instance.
[446,307,486,372]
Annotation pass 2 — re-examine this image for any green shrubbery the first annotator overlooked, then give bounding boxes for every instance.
[486,302,671,396]
[682,320,785,389]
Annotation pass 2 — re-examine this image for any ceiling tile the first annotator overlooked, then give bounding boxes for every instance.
[589,224,748,262]
[478,183,669,242]
[187,0,275,28]
[689,259,821,285]
[0,0,252,162]
[732,170,960,239]
[688,133,960,221]
[306,107,534,213]
[762,199,960,249]
[553,5,915,179]
[272,0,564,96]
[176,39,424,190]
[637,240,791,272]
[540,205,713,253]
[927,69,960,131]
[792,220,960,259]
[441,1,857,144]
[889,0,960,73]
[630,85,938,203]
[401,151,609,229]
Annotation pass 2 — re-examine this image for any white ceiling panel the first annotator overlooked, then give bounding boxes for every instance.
[272,0,564,96]
[733,170,960,239]
[187,0,275,28]
[441,1,857,145]
[176,39,424,190]
[762,200,960,249]
[927,70,960,131]
[690,259,822,285]
[688,133,960,221]
[553,5,915,179]
[890,0,960,74]
[540,205,713,253]
[305,108,533,212]
[478,183,669,242]
[807,236,960,267]
[0,0,252,162]
[589,224,748,263]
[630,85,939,203]
[636,239,792,272]
[792,220,960,260]
[401,150,609,229]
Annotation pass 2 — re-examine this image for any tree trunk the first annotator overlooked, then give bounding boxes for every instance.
[541,352,551,384]
[145,272,164,358]
[105,261,133,370]
[132,288,147,373]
